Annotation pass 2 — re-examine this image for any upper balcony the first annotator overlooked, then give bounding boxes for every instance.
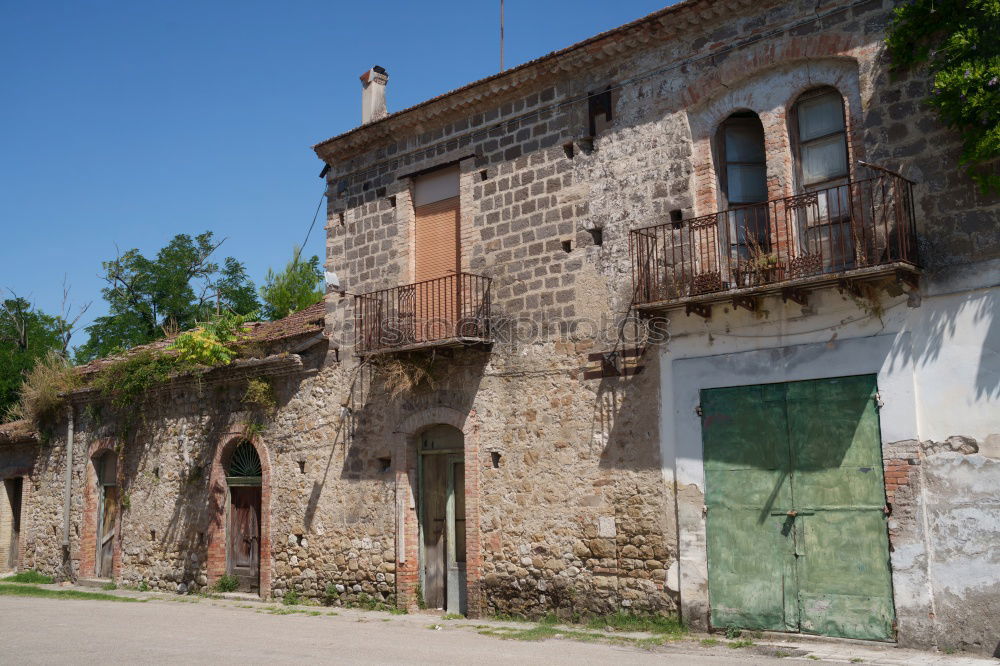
[354,272,492,355]
[630,169,920,317]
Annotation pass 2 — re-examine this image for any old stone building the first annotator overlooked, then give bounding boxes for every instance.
[1,0,997,657]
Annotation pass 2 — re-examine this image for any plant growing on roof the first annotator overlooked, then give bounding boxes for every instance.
[170,310,258,366]
[886,0,1000,193]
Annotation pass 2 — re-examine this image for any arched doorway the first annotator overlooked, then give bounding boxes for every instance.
[93,452,117,578]
[418,424,466,614]
[225,441,262,593]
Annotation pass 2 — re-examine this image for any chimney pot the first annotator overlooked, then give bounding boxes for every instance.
[360,65,389,124]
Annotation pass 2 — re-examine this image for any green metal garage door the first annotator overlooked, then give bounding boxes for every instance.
[701,375,894,640]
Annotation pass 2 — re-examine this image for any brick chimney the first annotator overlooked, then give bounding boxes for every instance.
[360,66,388,124]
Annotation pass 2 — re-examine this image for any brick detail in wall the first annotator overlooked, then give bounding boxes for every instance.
[884,458,919,504]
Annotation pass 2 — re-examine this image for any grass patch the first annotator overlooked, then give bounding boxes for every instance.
[442,613,465,620]
[586,611,686,637]
[0,584,139,602]
[728,639,755,649]
[3,570,54,584]
[214,574,239,593]
[101,582,117,591]
[700,638,719,647]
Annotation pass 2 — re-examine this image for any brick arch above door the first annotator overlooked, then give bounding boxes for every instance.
[206,429,272,598]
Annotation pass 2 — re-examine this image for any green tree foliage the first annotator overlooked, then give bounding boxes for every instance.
[0,298,65,417]
[76,232,259,362]
[887,0,1000,192]
[259,247,324,321]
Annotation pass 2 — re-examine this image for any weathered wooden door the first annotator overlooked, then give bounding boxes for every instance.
[418,425,466,614]
[228,487,261,591]
[95,453,117,578]
[702,375,894,640]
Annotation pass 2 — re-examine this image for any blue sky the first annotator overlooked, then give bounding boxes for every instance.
[0,0,669,344]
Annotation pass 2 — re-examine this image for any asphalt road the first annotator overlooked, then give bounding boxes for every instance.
[0,594,993,665]
[0,595,780,665]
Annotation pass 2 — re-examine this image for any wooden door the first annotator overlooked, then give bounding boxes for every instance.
[420,453,448,609]
[228,487,261,591]
[98,485,117,578]
[702,375,894,640]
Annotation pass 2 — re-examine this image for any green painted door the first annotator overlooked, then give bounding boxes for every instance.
[702,375,894,640]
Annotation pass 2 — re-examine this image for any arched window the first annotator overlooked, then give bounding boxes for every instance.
[716,111,770,262]
[792,88,849,190]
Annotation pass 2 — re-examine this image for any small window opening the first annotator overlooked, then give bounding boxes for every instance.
[295,534,304,547]
[588,87,614,137]
[561,239,573,253]
[378,456,392,473]
[670,209,684,229]
[479,170,489,182]
[587,228,603,246]
[375,186,386,198]
[152,466,160,478]
[150,529,156,541]
[362,182,371,191]
[389,195,397,207]
[338,212,345,225]
[491,451,502,469]
[563,142,575,159]
[297,460,306,474]
[198,532,205,546]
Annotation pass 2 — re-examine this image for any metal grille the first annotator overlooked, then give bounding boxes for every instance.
[227,441,262,479]
[354,273,492,355]
[630,169,918,307]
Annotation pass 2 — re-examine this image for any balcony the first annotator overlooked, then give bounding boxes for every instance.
[630,169,920,317]
[354,272,492,355]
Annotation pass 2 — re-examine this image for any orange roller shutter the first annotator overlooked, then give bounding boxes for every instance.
[414,196,460,282]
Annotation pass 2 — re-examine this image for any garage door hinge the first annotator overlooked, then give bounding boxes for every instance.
[873,392,884,410]
[695,404,703,417]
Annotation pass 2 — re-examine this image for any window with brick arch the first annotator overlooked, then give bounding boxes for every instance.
[792,87,849,191]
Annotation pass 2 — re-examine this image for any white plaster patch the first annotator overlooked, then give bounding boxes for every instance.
[597,516,616,538]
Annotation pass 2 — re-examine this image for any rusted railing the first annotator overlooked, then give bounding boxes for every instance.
[354,273,492,354]
[630,171,918,307]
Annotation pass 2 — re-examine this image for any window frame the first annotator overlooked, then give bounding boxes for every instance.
[789,87,851,191]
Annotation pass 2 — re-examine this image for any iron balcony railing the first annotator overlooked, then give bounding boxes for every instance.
[630,170,918,307]
[354,272,492,354]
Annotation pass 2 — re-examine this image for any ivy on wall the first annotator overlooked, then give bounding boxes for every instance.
[886,0,1000,192]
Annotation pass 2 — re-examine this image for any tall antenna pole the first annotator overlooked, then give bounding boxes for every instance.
[500,0,505,71]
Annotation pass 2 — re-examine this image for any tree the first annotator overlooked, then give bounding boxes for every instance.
[259,247,324,321]
[75,232,258,362]
[886,0,1000,192]
[0,296,64,418]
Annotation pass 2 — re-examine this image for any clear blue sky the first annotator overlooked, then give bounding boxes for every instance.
[0,0,669,345]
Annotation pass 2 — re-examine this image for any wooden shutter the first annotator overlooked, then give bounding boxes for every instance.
[414,196,460,282]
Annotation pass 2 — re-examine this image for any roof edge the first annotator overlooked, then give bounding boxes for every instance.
[312,0,725,160]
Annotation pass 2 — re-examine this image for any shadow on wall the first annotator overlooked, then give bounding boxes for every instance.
[592,346,663,472]
[303,348,486,532]
[887,287,998,401]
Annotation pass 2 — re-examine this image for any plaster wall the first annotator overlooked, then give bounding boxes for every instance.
[658,261,999,652]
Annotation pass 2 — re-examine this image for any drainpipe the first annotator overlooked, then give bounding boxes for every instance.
[62,405,74,549]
